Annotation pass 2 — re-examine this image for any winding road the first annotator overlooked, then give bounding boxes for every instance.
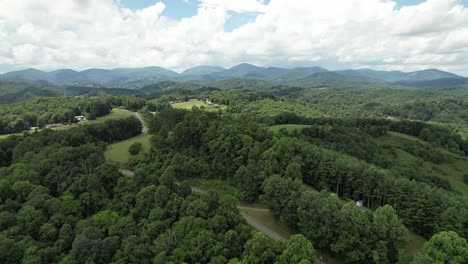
[239,211,287,241]
[114,110,326,263]
[133,112,149,135]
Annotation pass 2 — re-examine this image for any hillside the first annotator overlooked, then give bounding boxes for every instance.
[0,81,63,104]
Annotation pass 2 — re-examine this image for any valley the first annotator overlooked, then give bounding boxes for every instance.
[2,1,468,263]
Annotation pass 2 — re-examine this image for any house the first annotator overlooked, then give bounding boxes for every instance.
[29,127,39,131]
[74,116,85,122]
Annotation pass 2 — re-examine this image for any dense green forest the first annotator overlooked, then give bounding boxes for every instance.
[1,78,467,263]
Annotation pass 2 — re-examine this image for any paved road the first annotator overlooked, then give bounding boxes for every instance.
[123,179,324,263]
[239,211,287,242]
[133,112,149,135]
[236,206,270,212]
[118,169,135,177]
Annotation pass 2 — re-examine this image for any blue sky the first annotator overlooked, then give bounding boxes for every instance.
[120,0,468,31]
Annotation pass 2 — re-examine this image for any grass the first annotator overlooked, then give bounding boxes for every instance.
[404,231,427,256]
[52,108,134,131]
[104,134,152,165]
[171,100,226,111]
[82,108,133,125]
[267,124,311,134]
[239,205,344,264]
[239,206,294,239]
[378,132,468,196]
[185,178,241,198]
[0,133,22,140]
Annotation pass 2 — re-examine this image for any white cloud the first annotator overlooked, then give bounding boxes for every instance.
[0,0,467,75]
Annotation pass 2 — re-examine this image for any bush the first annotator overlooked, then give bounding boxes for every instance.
[128,142,143,155]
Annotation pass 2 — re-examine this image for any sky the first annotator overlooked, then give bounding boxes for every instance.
[0,0,468,75]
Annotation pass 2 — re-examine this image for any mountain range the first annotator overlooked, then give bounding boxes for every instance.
[0,63,465,89]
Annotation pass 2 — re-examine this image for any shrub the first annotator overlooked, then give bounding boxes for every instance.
[128,142,143,155]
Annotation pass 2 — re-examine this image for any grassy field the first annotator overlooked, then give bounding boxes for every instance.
[185,178,241,198]
[104,134,152,164]
[0,132,22,140]
[268,124,311,133]
[54,108,134,131]
[83,108,134,125]
[171,100,226,111]
[378,132,468,196]
[404,231,426,257]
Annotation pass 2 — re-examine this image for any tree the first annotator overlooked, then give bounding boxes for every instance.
[128,142,143,155]
[331,202,373,263]
[415,231,468,264]
[234,164,264,203]
[242,233,284,264]
[297,192,341,248]
[372,205,409,264]
[16,205,46,238]
[285,162,302,179]
[261,175,303,225]
[39,223,58,242]
[57,224,74,251]
[160,166,177,190]
[0,235,22,264]
[277,234,315,264]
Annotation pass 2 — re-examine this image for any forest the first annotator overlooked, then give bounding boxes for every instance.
[0,82,467,264]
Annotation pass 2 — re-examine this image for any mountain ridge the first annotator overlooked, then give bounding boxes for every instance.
[0,64,464,89]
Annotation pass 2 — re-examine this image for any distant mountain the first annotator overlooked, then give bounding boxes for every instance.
[112,67,179,78]
[0,64,463,89]
[182,66,225,75]
[336,69,407,82]
[212,63,264,78]
[243,67,290,79]
[0,67,178,88]
[285,72,388,88]
[337,68,462,82]
[1,68,52,82]
[405,69,462,82]
[268,67,328,83]
[50,69,86,83]
[393,77,468,88]
[139,81,201,94]
[65,86,143,97]
[208,77,272,90]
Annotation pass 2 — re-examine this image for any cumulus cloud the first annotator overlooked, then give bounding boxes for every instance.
[0,0,467,75]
